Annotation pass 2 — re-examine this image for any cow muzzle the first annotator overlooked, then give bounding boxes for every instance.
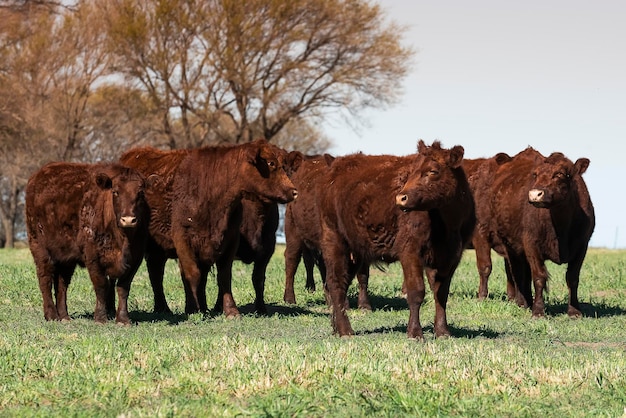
[119,216,138,228]
[528,189,549,207]
[396,193,408,207]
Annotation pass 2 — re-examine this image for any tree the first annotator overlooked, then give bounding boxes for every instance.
[102,0,413,148]
[0,1,111,246]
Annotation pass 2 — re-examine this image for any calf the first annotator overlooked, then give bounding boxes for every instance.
[121,139,298,316]
[25,162,149,324]
[283,154,371,310]
[318,140,475,339]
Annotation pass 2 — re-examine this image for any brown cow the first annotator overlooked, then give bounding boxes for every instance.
[25,162,149,324]
[121,139,298,316]
[283,154,372,310]
[470,147,594,317]
[318,140,475,339]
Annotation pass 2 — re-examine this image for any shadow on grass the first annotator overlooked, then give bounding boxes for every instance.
[235,302,328,318]
[545,301,626,318]
[358,323,501,339]
[119,302,328,324]
[358,294,409,312]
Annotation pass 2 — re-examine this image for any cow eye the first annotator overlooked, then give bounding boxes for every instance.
[267,160,277,170]
[428,170,439,176]
[112,190,119,197]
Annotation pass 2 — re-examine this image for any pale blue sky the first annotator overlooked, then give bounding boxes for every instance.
[326,0,626,248]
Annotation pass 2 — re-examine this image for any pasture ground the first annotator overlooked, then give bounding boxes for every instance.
[0,246,625,417]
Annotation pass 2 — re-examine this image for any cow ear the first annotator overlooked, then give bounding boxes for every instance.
[246,142,263,164]
[417,139,427,153]
[574,158,590,176]
[447,145,465,168]
[95,173,113,190]
[323,153,336,166]
[285,151,304,173]
[146,174,160,188]
[495,152,512,165]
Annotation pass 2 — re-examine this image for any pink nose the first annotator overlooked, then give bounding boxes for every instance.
[528,189,544,202]
[119,216,137,227]
[396,194,408,206]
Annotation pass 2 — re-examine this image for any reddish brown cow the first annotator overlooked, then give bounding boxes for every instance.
[121,139,298,316]
[283,154,372,310]
[470,147,595,317]
[318,140,475,339]
[25,162,149,324]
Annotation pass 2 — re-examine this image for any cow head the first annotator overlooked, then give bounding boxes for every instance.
[95,166,148,230]
[528,152,589,208]
[395,140,465,211]
[243,139,298,204]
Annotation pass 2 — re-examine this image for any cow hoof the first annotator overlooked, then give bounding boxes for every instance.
[567,308,582,318]
[224,311,241,319]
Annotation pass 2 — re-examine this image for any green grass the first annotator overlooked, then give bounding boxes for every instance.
[0,246,625,417]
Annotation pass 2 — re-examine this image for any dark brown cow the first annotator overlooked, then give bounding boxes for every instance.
[469,147,595,317]
[283,154,372,310]
[121,139,298,316]
[25,162,149,324]
[318,140,475,339]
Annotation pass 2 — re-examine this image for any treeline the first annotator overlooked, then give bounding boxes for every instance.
[0,0,413,247]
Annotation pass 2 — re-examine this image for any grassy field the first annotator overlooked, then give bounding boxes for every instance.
[0,246,625,417]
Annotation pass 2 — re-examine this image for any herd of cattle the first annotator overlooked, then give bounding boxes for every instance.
[24,139,594,339]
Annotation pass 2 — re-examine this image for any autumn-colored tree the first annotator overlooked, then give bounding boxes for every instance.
[0,1,111,246]
[102,0,413,148]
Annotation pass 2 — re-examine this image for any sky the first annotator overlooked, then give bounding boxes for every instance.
[325,0,626,249]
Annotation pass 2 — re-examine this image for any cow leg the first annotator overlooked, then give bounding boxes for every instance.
[88,268,109,324]
[356,264,372,311]
[145,244,172,314]
[215,256,239,318]
[473,235,492,300]
[322,233,353,336]
[114,278,131,326]
[426,267,452,338]
[54,263,74,321]
[283,240,303,304]
[251,256,269,315]
[400,258,426,340]
[177,257,204,315]
[507,255,532,308]
[303,249,317,292]
[317,257,332,307]
[504,258,516,301]
[114,260,142,325]
[565,249,586,318]
[527,253,549,318]
[33,251,59,321]
[105,278,116,319]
